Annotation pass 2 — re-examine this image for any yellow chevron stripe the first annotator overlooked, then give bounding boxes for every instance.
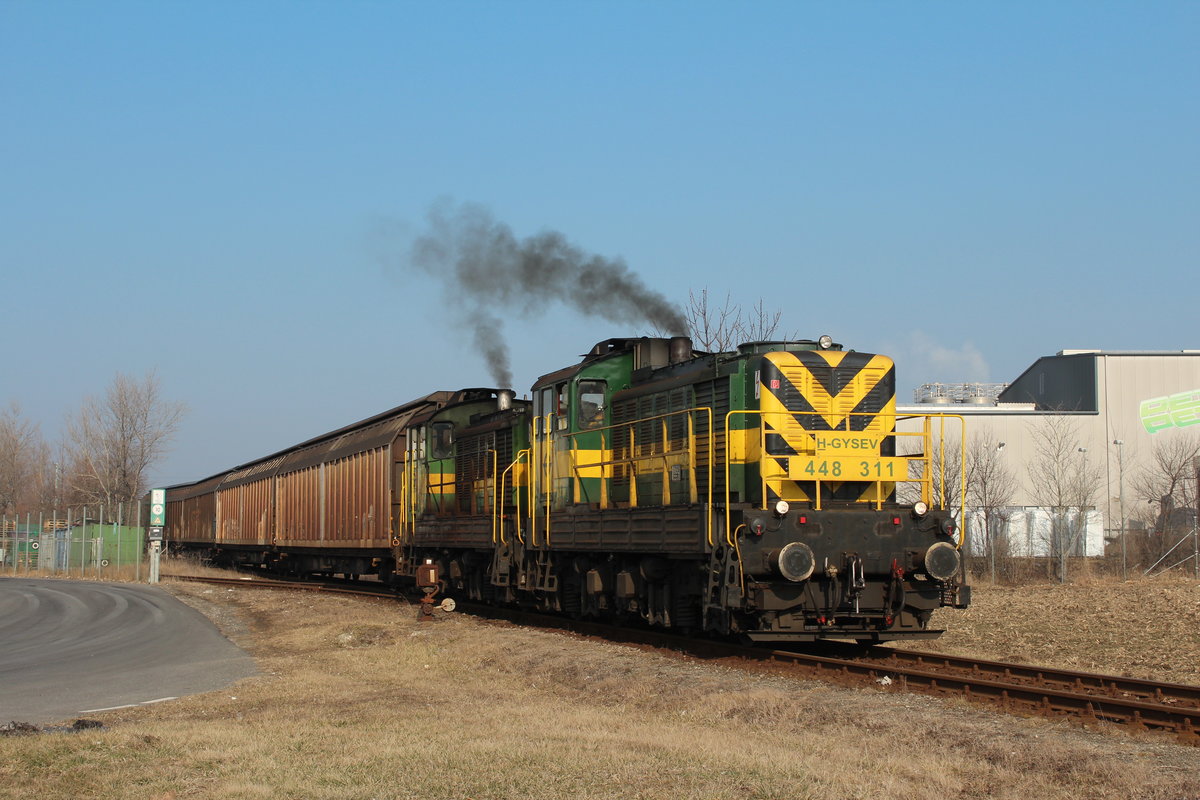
[765,351,894,429]
[765,478,812,503]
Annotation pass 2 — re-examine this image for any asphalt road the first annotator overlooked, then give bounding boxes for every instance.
[0,578,257,724]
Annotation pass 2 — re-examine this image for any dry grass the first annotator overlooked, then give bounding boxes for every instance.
[2,575,1198,800]
[899,572,1200,685]
[4,562,147,583]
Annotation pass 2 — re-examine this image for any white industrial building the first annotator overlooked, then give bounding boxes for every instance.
[897,349,1200,563]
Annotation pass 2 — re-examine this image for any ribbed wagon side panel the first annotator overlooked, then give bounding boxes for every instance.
[215,485,241,544]
[165,474,224,546]
[276,465,321,543]
[321,446,391,547]
[179,492,217,544]
[216,456,283,546]
[216,481,272,546]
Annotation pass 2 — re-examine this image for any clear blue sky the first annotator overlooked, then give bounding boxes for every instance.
[2,1,1196,488]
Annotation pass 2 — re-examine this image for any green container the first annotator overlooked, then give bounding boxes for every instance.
[71,524,144,568]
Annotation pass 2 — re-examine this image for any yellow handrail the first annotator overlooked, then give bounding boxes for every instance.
[496,449,530,545]
[530,414,555,548]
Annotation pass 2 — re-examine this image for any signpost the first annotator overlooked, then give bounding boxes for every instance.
[149,489,165,584]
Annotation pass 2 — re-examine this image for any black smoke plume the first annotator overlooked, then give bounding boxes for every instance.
[408,202,688,388]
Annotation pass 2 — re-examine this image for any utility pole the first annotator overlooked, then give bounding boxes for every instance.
[1194,457,1199,579]
[1114,439,1126,580]
[991,441,1006,584]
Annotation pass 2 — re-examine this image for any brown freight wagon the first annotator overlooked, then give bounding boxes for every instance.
[217,455,285,548]
[165,392,455,577]
[269,399,447,575]
[164,473,225,547]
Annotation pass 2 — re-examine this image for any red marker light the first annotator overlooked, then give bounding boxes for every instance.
[892,516,902,526]
[798,516,807,525]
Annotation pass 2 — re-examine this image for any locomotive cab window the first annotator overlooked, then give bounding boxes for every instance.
[577,380,607,429]
[430,422,454,460]
[557,383,569,430]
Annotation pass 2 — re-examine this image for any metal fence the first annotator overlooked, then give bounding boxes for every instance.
[1,504,148,581]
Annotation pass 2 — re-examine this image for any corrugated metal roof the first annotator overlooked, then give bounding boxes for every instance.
[220,455,288,491]
[163,391,457,493]
[286,391,456,453]
[282,407,423,472]
[166,473,227,502]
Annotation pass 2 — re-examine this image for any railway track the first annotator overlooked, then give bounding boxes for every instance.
[165,573,1200,744]
[781,643,1200,741]
[163,574,397,599]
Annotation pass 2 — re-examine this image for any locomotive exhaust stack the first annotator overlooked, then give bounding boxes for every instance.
[497,389,514,412]
[669,336,693,364]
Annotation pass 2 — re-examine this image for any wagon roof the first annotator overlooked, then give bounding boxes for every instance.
[164,390,457,492]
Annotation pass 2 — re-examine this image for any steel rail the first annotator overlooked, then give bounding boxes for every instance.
[756,647,1200,738]
[162,574,396,599]
[863,646,1200,709]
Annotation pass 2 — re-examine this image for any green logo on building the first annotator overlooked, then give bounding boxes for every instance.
[1140,389,1200,434]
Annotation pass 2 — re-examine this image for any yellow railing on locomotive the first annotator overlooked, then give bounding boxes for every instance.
[493,449,530,546]
[528,409,716,547]
[900,412,968,514]
[723,410,966,541]
[394,448,415,545]
[394,445,447,545]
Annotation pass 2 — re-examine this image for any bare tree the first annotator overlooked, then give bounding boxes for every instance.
[931,436,964,513]
[684,288,743,352]
[1130,431,1200,573]
[896,433,962,511]
[0,403,48,515]
[64,371,187,506]
[679,288,798,352]
[1028,415,1102,582]
[30,446,67,512]
[741,297,798,342]
[964,431,1018,582]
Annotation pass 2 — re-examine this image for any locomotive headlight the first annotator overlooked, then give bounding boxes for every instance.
[773,542,816,582]
[912,501,929,518]
[818,335,834,350]
[922,541,961,581]
[773,500,790,517]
